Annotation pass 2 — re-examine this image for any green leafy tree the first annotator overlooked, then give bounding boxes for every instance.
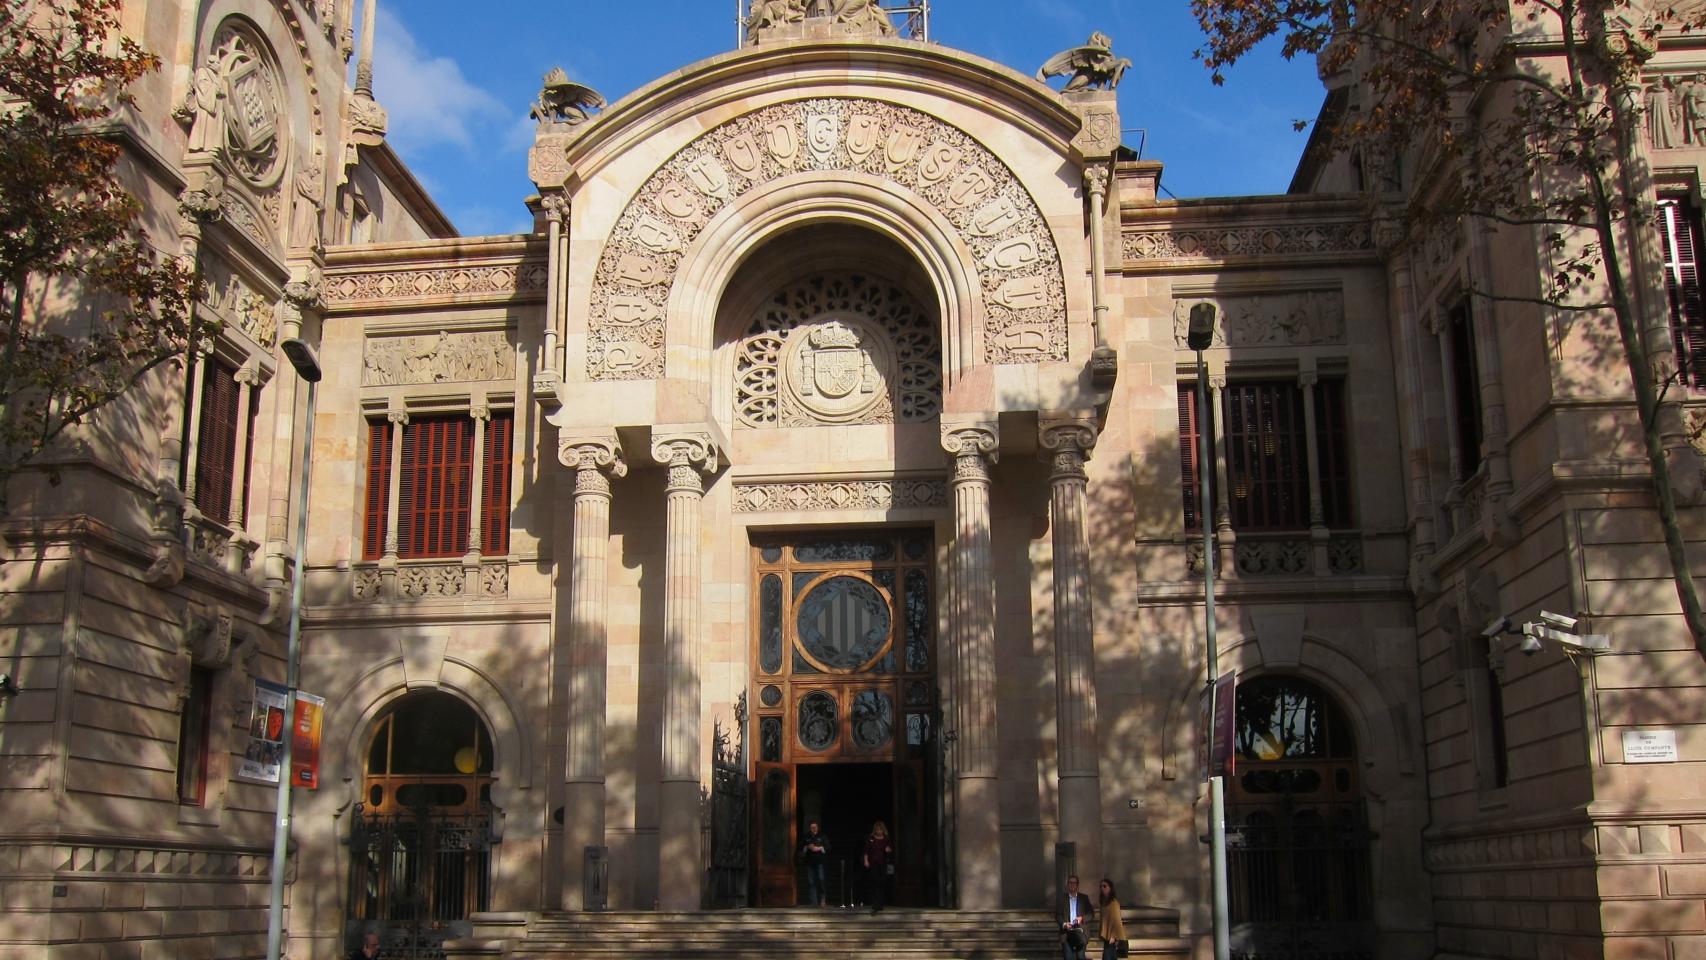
[1193,0,1706,655]
[0,0,200,509]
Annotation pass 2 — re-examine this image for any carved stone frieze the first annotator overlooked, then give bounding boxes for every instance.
[735,272,942,428]
[398,564,465,599]
[1124,222,1374,263]
[363,331,515,386]
[588,97,1068,379]
[48,842,270,877]
[733,478,948,513]
[480,563,509,598]
[353,567,382,601]
[1171,290,1345,348]
[324,263,549,307]
[220,188,277,255]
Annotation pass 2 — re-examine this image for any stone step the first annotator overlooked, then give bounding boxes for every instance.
[447,908,1191,960]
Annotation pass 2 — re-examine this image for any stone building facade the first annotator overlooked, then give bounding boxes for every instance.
[0,2,1702,959]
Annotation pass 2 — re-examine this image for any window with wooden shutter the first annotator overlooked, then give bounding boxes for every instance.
[176,666,214,806]
[362,420,392,561]
[1224,381,1310,530]
[1659,195,1706,387]
[1177,384,1209,528]
[1314,378,1353,529]
[398,416,472,559]
[482,413,514,556]
[194,359,246,523]
[1447,297,1484,481]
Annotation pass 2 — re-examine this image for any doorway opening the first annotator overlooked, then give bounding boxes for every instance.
[797,762,892,906]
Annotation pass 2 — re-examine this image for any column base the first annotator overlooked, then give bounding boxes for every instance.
[1058,774,1104,889]
[562,781,606,911]
[956,774,1002,909]
[657,779,702,910]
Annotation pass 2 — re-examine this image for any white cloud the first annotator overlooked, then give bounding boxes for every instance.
[371,9,507,153]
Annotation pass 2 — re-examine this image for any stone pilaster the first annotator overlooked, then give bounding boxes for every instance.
[1041,416,1103,885]
[558,434,625,911]
[650,430,720,911]
[941,420,1001,909]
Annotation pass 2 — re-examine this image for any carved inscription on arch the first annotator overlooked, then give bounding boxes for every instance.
[586,98,1068,380]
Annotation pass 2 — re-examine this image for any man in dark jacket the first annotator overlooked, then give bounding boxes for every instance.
[1059,875,1094,960]
[799,821,830,906]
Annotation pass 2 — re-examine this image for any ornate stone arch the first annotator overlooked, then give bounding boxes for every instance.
[583,97,1069,385]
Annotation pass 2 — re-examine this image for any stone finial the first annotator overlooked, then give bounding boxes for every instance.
[530,68,606,130]
[1037,32,1131,92]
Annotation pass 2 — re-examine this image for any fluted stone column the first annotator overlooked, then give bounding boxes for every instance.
[559,435,625,910]
[941,421,1001,908]
[1041,417,1103,884]
[652,431,720,911]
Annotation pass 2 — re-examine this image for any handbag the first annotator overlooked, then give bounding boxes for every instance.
[1117,939,1131,958]
[1066,927,1088,951]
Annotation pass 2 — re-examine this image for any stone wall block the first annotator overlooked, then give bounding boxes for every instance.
[1667,865,1706,897]
[1599,899,1705,934]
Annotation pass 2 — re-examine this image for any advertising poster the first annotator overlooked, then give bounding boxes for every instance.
[291,690,325,789]
[238,679,289,784]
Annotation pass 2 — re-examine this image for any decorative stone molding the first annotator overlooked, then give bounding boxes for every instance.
[734,272,941,428]
[733,478,948,512]
[1423,824,1596,872]
[397,564,464,599]
[1171,290,1345,348]
[324,262,550,308]
[353,567,382,601]
[588,97,1068,379]
[363,331,515,385]
[1124,221,1373,264]
[480,563,509,599]
[43,842,271,878]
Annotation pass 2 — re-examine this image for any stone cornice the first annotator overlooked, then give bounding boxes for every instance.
[1119,193,1381,272]
[321,236,549,312]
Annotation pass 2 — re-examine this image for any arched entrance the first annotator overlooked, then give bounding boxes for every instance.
[348,691,497,957]
[1228,675,1374,960]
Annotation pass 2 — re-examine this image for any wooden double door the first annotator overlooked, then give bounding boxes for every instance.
[749,532,941,907]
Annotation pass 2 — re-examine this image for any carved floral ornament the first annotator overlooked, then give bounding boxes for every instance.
[735,272,942,428]
[586,98,1069,381]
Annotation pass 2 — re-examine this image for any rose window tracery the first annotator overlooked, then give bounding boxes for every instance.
[194,22,288,190]
[734,272,942,427]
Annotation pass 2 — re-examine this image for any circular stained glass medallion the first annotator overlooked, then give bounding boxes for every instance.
[798,691,838,751]
[760,684,783,707]
[795,575,891,672]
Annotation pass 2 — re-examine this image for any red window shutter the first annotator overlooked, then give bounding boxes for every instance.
[1224,381,1310,530]
[1177,385,1202,528]
[362,420,392,560]
[1659,196,1706,387]
[482,413,514,555]
[398,416,472,559]
[175,666,213,806]
[1314,379,1353,528]
[194,359,241,522]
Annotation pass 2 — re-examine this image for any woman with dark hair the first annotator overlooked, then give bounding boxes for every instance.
[1097,879,1126,960]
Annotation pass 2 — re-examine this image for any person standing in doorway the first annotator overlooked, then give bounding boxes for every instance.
[1059,874,1093,960]
[348,929,382,960]
[862,819,894,914]
[1098,879,1126,960]
[800,820,830,907]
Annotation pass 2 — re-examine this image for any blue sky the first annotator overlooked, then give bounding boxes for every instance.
[374,1,1324,236]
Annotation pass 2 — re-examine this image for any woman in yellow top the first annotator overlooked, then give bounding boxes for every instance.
[1097,878,1126,960]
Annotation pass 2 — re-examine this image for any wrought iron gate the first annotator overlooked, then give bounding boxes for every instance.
[705,693,750,908]
[1226,792,1373,960]
[348,802,496,959]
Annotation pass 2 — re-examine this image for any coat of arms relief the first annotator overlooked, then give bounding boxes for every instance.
[734,272,942,428]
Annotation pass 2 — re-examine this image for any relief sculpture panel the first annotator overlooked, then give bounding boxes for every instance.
[587,97,1068,380]
[364,331,515,385]
[1171,290,1346,348]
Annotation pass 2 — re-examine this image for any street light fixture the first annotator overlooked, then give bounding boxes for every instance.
[1187,302,1231,960]
[267,338,321,960]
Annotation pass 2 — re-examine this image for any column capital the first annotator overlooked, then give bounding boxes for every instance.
[1298,370,1319,388]
[1039,417,1098,456]
[560,434,627,475]
[233,362,265,387]
[470,402,492,421]
[385,408,409,426]
[1207,373,1228,392]
[649,430,721,474]
[940,420,998,461]
[541,190,569,225]
[1083,163,1110,198]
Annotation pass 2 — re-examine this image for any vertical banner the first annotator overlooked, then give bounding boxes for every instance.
[1198,672,1238,783]
[291,690,325,789]
[238,679,289,784]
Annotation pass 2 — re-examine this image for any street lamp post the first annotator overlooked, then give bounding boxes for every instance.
[267,338,322,960]
[1187,303,1231,960]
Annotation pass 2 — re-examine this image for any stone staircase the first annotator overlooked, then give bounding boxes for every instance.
[444,906,1192,960]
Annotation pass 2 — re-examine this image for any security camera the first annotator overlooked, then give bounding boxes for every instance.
[1539,610,1578,631]
[1480,616,1511,639]
[1518,632,1544,655]
[1519,619,1610,655]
